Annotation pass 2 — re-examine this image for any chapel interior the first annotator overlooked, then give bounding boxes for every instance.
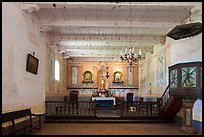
[2,2,202,135]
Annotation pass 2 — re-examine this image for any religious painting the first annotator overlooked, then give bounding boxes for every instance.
[71,66,78,85]
[26,53,39,75]
[83,71,93,83]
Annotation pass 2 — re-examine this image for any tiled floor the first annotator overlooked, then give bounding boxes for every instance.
[29,123,202,135]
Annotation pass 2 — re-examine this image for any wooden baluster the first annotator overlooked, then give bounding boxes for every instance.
[68,101,70,115]
[94,100,97,117]
[147,102,150,116]
[120,100,123,117]
[157,97,160,115]
[143,103,146,116]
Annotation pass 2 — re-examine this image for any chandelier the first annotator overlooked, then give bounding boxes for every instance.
[120,47,141,65]
[120,2,142,66]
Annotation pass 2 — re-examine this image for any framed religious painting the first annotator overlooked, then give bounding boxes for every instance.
[26,53,39,75]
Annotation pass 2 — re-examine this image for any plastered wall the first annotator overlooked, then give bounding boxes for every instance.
[66,62,139,97]
[45,46,67,97]
[2,2,48,113]
[139,43,170,97]
[169,34,202,123]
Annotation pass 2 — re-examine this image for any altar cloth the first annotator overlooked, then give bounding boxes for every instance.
[92,97,116,106]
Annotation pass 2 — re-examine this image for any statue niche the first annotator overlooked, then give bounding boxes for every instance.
[97,69,108,97]
[113,71,123,83]
[82,71,93,83]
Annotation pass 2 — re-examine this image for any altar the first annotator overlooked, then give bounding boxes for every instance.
[91,97,116,107]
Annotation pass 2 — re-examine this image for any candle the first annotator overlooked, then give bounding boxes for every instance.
[134,53,137,58]
[120,50,123,55]
[139,49,141,55]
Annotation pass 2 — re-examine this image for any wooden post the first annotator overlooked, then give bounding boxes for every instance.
[180,99,197,134]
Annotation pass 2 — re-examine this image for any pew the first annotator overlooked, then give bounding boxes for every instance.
[2,108,44,135]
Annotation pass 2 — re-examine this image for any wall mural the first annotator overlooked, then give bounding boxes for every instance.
[128,67,134,86]
[49,51,55,81]
[147,60,153,94]
[170,68,178,88]
[71,66,78,85]
[157,52,166,93]
[140,66,145,93]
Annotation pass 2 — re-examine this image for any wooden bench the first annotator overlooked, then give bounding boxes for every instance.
[2,108,44,135]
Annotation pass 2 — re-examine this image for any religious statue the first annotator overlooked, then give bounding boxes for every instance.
[85,72,91,82]
[83,71,93,83]
[101,76,105,89]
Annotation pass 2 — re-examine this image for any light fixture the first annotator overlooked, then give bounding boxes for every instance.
[120,2,142,66]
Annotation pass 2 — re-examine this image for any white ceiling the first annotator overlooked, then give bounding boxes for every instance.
[20,2,201,62]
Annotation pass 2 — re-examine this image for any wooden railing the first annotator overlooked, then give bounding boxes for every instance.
[45,98,160,118]
[119,98,160,117]
[159,84,170,110]
[45,86,172,120]
[45,100,96,117]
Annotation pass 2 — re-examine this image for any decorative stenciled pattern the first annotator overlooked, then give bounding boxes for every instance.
[147,61,152,84]
[49,51,55,81]
[140,67,145,92]
[128,67,134,86]
[71,66,78,85]
[182,67,196,87]
[157,52,166,93]
[170,69,177,88]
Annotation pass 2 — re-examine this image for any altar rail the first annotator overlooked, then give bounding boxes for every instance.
[120,98,160,117]
[45,101,96,117]
[45,98,160,118]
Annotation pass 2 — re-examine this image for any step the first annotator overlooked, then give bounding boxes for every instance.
[44,119,175,124]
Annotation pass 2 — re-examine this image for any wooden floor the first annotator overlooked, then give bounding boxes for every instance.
[28,123,202,135]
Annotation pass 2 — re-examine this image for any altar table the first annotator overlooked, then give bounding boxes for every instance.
[91,97,116,106]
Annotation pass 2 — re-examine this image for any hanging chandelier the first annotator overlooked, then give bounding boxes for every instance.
[120,2,142,65]
[120,47,141,65]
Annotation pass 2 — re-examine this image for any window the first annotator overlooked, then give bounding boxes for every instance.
[55,60,60,81]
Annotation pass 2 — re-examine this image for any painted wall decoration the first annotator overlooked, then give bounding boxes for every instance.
[147,61,154,94]
[157,52,166,93]
[49,51,55,81]
[128,67,134,86]
[140,66,145,92]
[182,67,196,87]
[170,68,178,88]
[71,66,78,85]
